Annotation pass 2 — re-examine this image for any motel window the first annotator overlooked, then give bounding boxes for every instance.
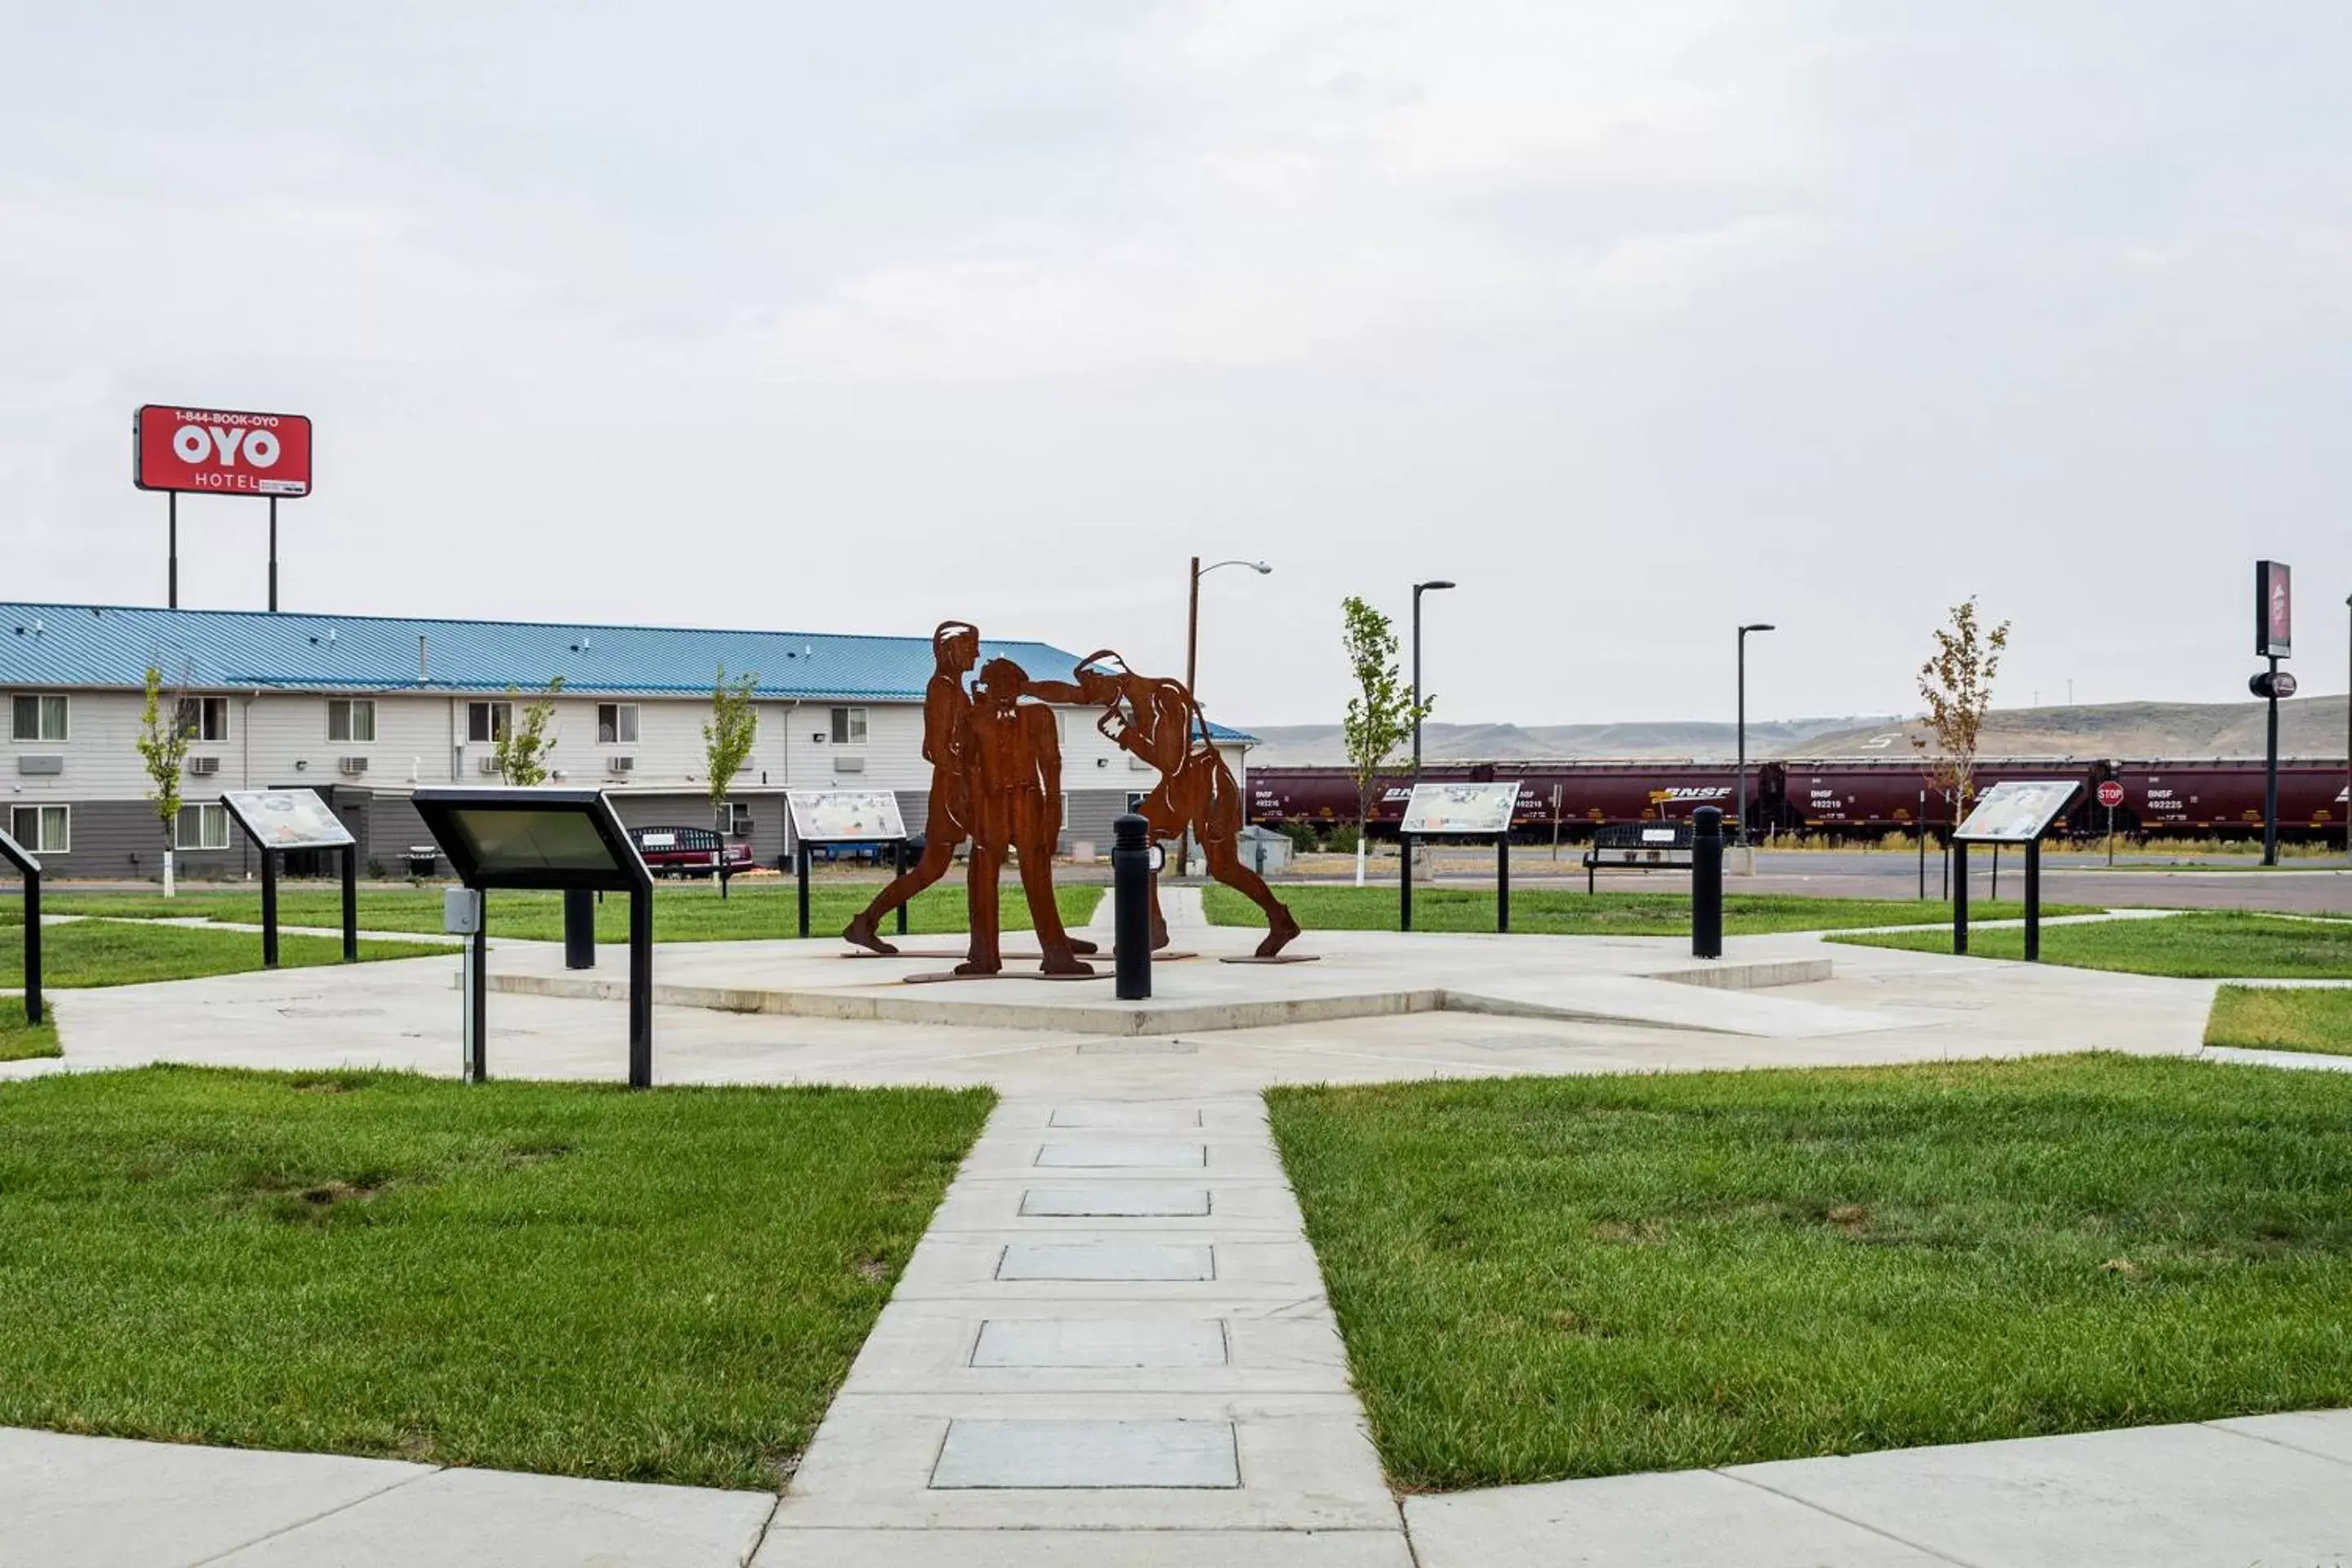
[175,697,230,742]
[8,804,68,854]
[597,703,639,744]
[831,706,866,745]
[176,802,231,851]
[327,699,376,743]
[467,701,513,744]
[11,693,69,742]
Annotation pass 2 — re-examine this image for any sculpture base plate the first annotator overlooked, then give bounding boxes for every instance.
[902,968,1109,985]
[1220,954,1323,964]
[847,948,1196,962]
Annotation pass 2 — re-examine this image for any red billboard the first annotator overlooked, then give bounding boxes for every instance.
[134,405,312,497]
[2256,559,2291,658]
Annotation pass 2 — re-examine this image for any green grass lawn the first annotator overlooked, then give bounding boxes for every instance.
[1212,884,2095,936]
[1832,911,2352,978]
[1267,1056,2352,1491]
[44,881,1102,944]
[0,920,438,990]
[0,1007,59,1060]
[2205,987,2352,1056]
[0,1067,991,1487]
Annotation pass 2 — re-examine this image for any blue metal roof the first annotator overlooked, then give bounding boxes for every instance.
[0,603,1255,742]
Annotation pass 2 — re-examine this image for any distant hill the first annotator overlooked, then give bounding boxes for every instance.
[1237,716,1905,767]
[1789,695,2349,761]
[1240,697,2348,766]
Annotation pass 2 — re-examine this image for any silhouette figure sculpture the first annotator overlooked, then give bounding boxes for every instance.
[841,621,979,956]
[1066,650,1300,959]
[959,657,1093,976]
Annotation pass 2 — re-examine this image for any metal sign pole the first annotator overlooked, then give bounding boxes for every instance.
[1918,791,1927,900]
[795,840,812,939]
[21,862,41,1027]
[2263,653,2282,866]
[268,497,278,612]
[470,894,488,1083]
[1399,831,1414,932]
[628,886,653,1088]
[1952,840,1971,955]
[893,838,911,936]
[167,492,178,609]
[1496,833,1510,933]
[341,844,359,962]
[260,849,281,969]
[2024,839,2042,962]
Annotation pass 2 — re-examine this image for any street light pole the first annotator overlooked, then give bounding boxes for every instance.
[1411,580,1456,775]
[1179,557,1272,875]
[2345,593,2350,864]
[1735,623,1776,848]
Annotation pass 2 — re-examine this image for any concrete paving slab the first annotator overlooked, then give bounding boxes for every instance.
[1729,1418,2352,1567]
[997,1242,1216,1281]
[971,1320,1230,1370]
[1035,1140,1208,1168]
[204,1464,777,1567]
[751,1526,1415,1566]
[840,1303,1348,1396]
[1405,1467,1953,1568]
[930,1419,1240,1489]
[2208,1407,2352,1466]
[0,1428,429,1568]
[1049,1104,1205,1129]
[1020,1185,1214,1216]
[897,1236,1321,1299]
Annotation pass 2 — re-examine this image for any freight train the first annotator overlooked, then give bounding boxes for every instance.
[1247,759,2352,843]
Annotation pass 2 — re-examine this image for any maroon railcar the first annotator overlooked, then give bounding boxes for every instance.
[2111,760,2347,835]
[1249,761,1763,840]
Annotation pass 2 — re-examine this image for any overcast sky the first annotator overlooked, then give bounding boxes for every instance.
[4,2,2345,727]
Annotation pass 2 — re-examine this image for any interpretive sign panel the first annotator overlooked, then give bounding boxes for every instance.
[788,789,907,843]
[221,788,354,850]
[1400,781,1519,836]
[135,405,313,497]
[1953,779,2080,844]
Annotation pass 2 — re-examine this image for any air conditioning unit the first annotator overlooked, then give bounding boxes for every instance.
[607,755,635,775]
[338,756,369,777]
[187,756,221,777]
[477,755,501,775]
[831,755,865,773]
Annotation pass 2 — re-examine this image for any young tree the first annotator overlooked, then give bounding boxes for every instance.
[1916,596,2011,829]
[1339,595,1432,887]
[493,676,565,786]
[134,665,191,897]
[702,666,760,897]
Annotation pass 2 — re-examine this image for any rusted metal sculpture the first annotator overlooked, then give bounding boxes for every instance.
[1065,651,1300,959]
[840,621,1298,972]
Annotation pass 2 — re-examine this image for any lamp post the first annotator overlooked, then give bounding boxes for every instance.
[1411,581,1456,774]
[1180,556,1272,875]
[2345,594,2350,864]
[1736,623,1776,848]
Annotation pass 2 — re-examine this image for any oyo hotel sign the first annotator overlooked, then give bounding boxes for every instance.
[134,405,313,497]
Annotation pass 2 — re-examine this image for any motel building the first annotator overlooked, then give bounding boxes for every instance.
[0,603,1251,881]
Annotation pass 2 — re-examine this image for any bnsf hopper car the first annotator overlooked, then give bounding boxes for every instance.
[1248,759,2350,843]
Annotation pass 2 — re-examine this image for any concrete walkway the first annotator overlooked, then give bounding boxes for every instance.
[1405,1410,2352,1567]
[754,1093,1408,1564]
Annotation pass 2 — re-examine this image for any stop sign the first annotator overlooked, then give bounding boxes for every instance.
[2097,781,2125,808]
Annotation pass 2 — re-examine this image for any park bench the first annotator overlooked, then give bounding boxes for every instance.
[1584,822,1695,893]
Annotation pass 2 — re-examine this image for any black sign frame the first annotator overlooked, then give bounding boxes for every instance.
[412,788,656,1087]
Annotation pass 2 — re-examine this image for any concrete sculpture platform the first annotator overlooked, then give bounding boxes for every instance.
[478,927,1851,1038]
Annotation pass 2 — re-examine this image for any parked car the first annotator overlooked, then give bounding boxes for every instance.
[629,826,754,878]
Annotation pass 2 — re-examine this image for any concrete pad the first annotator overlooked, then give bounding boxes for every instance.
[971,1320,1230,1370]
[752,1527,1414,1566]
[0,1428,429,1568]
[2209,1407,2352,1465]
[998,1243,1215,1281]
[898,1236,1319,1298]
[1049,1104,1205,1129]
[1020,1186,1212,1217]
[1730,1418,2352,1566]
[1405,1468,1952,1568]
[930,1419,1239,1489]
[205,1464,777,1566]
[1035,1141,1207,1168]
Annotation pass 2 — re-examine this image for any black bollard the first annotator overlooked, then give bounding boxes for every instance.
[795,840,813,939]
[1112,813,1152,1000]
[20,861,40,1027]
[341,844,360,963]
[2023,838,2042,963]
[893,839,911,936]
[564,888,596,969]
[1691,806,1724,959]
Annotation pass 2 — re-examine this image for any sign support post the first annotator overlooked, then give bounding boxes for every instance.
[259,848,280,969]
[1,830,41,1026]
[1495,833,1510,934]
[341,843,359,962]
[2254,560,2294,867]
[167,492,179,609]
[268,497,278,612]
[2024,839,2042,962]
[1952,840,1970,955]
[1399,832,1414,932]
[795,840,813,939]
